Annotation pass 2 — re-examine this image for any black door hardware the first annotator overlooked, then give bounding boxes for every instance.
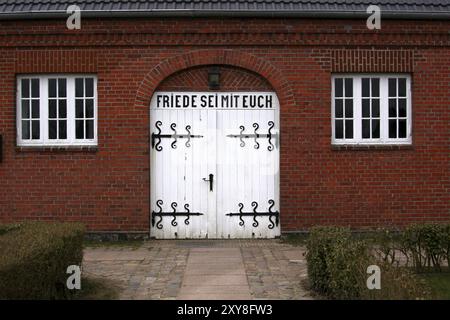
[203,174,214,192]
[226,200,280,229]
[151,200,204,230]
[151,121,203,151]
[226,121,277,151]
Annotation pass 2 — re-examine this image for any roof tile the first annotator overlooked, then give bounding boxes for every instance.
[0,0,448,17]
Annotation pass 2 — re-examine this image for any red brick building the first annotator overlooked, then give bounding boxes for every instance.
[0,1,449,238]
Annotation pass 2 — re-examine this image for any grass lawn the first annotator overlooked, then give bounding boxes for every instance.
[74,277,121,300]
[419,272,450,300]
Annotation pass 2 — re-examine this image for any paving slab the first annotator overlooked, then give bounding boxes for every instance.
[84,249,149,261]
[183,275,248,286]
[187,257,243,263]
[179,285,251,294]
[178,293,252,300]
[185,268,246,275]
[178,248,251,299]
[283,249,306,262]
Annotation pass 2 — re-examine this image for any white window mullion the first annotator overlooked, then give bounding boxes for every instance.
[407,76,412,142]
[331,77,336,142]
[67,77,75,144]
[16,79,22,143]
[41,77,48,144]
[354,77,362,142]
[94,77,98,145]
[380,78,389,142]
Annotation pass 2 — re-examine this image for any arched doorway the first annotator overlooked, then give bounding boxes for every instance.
[149,66,280,239]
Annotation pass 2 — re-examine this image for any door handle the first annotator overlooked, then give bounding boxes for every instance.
[203,174,214,192]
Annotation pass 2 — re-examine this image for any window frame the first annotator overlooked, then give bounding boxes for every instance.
[16,74,98,147]
[331,73,412,146]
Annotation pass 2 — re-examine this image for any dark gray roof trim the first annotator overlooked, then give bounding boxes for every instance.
[0,1,449,20]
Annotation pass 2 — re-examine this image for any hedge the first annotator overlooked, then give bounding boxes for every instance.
[306,226,431,300]
[400,224,450,272]
[305,226,351,295]
[0,221,85,299]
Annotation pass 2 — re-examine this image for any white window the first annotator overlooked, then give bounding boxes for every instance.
[17,75,97,146]
[332,74,412,145]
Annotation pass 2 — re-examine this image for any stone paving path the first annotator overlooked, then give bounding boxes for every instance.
[178,248,251,300]
[83,240,311,300]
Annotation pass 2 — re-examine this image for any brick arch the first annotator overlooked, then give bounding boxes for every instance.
[157,65,274,92]
[134,49,296,109]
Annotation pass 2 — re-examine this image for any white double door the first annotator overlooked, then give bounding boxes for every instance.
[150,92,280,239]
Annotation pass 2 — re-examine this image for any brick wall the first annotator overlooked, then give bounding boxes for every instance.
[0,17,449,233]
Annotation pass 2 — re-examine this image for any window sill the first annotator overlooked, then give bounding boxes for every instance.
[331,144,414,151]
[16,145,98,152]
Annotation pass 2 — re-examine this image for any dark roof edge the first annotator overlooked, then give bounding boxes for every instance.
[0,10,449,20]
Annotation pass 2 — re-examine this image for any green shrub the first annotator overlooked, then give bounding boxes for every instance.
[444,225,450,265]
[306,226,351,295]
[371,228,402,266]
[306,226,432,300]
[0,221,85,299]
[401,224,448,272]
[325,239,371,299]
